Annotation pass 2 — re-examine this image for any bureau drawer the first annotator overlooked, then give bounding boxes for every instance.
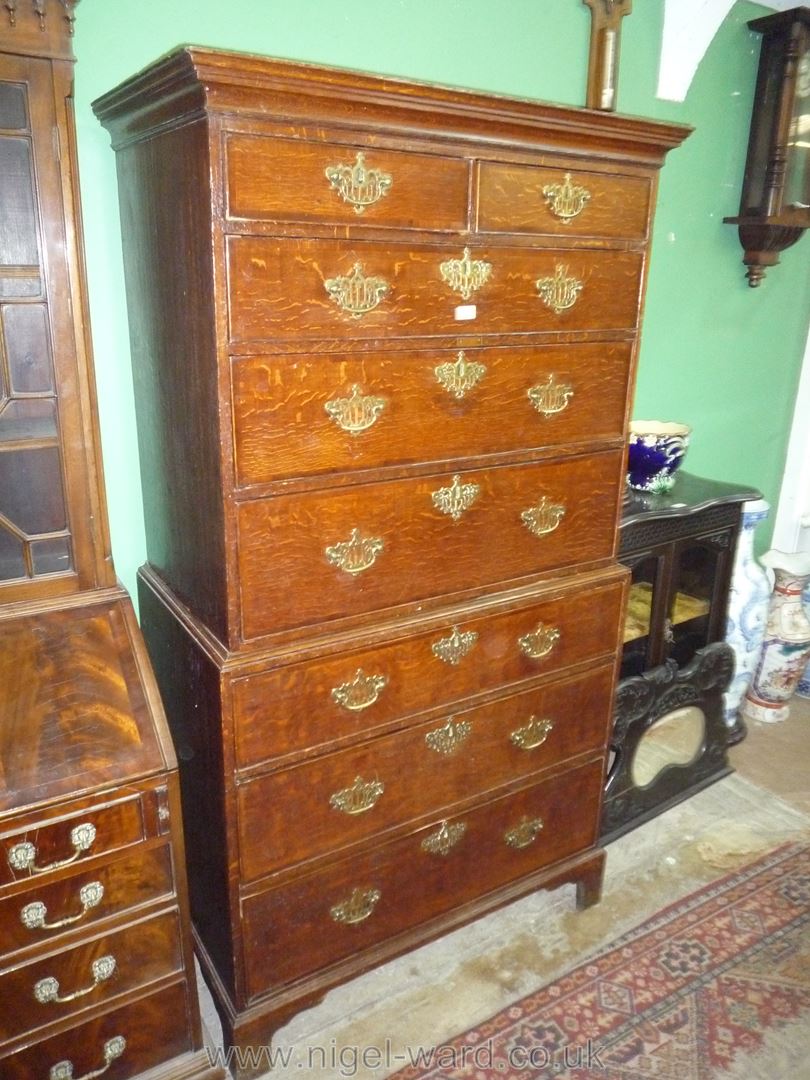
[237,664,613,881]
[232,572,624,768]
[477,162,651,239]
[236,449,622,639]
[242,757,602,995]
[227,236,644,343]
[0,978,193,1077]
[0,908,183,1044]
[0,844,175,957]
[231,341,633,488]
[226,133,469,231]
[1,795,149,889]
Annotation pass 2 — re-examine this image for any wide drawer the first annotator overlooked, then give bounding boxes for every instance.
[0,979,193,1077]
[225,133,469,231]
[0,843,174,957]
[231,341,633,488]
[476,162,651,240]
[236,450,622,639]
[226,236,644,343]
[241,757,602,995]
[237,663,613,881]
[1,794,149,890]
[0,908,183,1044]
[232,571,625,768]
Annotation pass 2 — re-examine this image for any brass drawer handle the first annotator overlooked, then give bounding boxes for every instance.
[7,823,96,876]
[34,955,116,1005]
[424,717,472,756]
[434,351,487,400]
[440,246,492,300]
[324,262,390,317]
[504,816,544,849]
[421,820,467,856]
[518,623,560,660]
[431,626,478,666]
[510,717,554,750]
[536,264,584,313]
[331,669,388,712]
[329,776,384,815]
[521,496,566,537]
[528,374,574,417]
[330,887,381,925]
[325,529,384,575]
[325,384,387,434]
[431,474,480,521]
[324,152,392,214]
[21,881,104,931]
[542,173,591,223]
[49,1037,126,1080]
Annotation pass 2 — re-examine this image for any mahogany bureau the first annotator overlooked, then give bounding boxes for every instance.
[94,48,689,1070]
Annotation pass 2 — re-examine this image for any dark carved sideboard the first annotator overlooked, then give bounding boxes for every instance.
[0,5,221,1077]
[94,48,689,1074]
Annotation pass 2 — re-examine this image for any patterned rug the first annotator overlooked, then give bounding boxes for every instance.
[389,843,810,1079]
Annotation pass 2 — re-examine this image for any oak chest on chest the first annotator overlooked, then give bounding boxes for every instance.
[94,49,688,1069]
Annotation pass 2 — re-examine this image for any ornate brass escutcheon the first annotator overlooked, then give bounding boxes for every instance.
[510,716,554,750]
[518,623,561,660]
[7,822,96,875]
[521,496,566,537]
[49,1037,127,1080]
[535,264,584,313]
[329,776,385,815]
[424,717,472,756]
[431,474,480,522]
[542,173,591,223]
[34,955,116,1005]
[504,816,545,849]
[431,626,479,666]
[421,820,467,856]
[434,351,487,400]
[325,529,384,575]
[324,151,393,214]
[325,384,387,434]
[528,374,574,417]
[324,262,390,317]
[331,669,388,712]
[439,247,492,300]
[330,887,381,925]
[21,881,104,931]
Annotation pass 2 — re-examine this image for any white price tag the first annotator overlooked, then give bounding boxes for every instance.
[454,304,477,321]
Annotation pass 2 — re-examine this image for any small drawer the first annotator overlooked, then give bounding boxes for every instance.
[226,236,643,344]
[236,449,622,639]
[0,909,183,1044]
[477,161,651,239]
[225,133,469,231]
[232,570,624,768]
[230,341,633,488]
[0,844,175,957]
[241,757,602,995]
[1,796,149,889]
[237,663,613,881]
[0,979,193,1077]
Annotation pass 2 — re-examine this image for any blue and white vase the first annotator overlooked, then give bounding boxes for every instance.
[743,550,810,724]
[796,581,810,698]
[724,499,771,736]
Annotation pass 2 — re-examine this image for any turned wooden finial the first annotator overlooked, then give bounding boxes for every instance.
[583,0,632,111]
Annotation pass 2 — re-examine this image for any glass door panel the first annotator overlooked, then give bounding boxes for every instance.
[667,540,719,666]
[622,553,664,678]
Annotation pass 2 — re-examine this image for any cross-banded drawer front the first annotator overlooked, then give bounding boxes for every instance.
[227,236,643,343]
[231,340,633,488]
[237,663,613,881]
[226,133,469,231]
[236,449,622,639]
[232,572,625,769]
[477,162,651,239]
[241,757,603,995]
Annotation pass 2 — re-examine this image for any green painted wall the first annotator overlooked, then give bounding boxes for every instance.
[73,0,810,599]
